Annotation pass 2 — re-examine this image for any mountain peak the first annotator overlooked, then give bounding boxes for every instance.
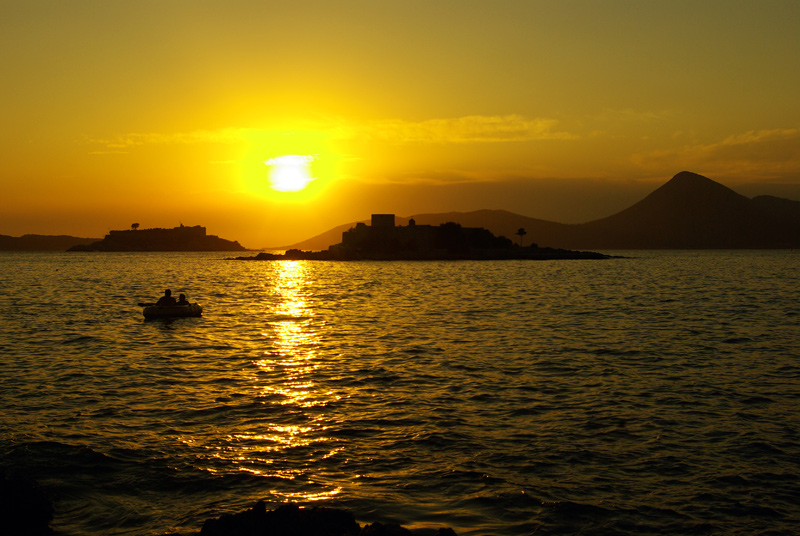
[671,170,712,182]
[664,171,728,191]
[649,171,746,204]
[586,171,791,248]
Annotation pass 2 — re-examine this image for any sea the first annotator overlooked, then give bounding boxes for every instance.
[1,250,798,536]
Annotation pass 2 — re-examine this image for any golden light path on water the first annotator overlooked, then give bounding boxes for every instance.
[257,261,320,407]
[203,261,342,501]
[250,261,342,499]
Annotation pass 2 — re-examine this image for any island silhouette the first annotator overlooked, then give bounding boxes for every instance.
[67,224,246,252]
[236,214,608,261]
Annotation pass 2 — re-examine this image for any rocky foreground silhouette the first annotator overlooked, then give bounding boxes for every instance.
[0,471,53,535]
[199,501,456,536]
[0,471,456,536]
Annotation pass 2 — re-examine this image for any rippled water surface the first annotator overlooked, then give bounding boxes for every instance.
[1,251,799,535]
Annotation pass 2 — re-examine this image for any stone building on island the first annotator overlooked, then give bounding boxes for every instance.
[68,224,246,251]
[331,214,514,258]
[242,214,608,260]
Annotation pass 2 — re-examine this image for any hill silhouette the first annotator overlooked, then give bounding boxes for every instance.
[275,172,800,250]
[0,234,100,251]
[561,171,799,248]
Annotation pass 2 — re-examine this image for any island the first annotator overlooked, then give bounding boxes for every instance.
[237,214,609,261]
[67,224,247,252]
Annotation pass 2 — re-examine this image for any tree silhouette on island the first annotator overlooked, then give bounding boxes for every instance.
[515,227,527,246]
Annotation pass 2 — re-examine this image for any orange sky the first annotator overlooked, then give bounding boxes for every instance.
[3,0,800,248]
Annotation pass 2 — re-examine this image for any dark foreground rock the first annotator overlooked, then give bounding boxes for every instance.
[201,502,457,536]
[0,481,457,536]
[0,471,54,535]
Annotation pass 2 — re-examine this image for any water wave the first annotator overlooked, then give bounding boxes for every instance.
[1,251,799,535]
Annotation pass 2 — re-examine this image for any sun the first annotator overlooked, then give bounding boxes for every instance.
[264,155,316,192]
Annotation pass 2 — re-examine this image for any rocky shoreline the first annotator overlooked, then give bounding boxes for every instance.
[237,217,610,261]
[235,245,610,261]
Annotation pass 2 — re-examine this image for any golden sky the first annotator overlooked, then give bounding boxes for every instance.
[3,0,800,247]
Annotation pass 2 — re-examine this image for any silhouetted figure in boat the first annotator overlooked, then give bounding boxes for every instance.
[156,289,177,306]
[177,293,189,305]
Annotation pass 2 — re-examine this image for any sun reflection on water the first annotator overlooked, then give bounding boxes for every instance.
[228,261,342,501]
[255,261,329,407]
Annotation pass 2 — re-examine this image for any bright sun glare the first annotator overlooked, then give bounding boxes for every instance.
[264,155,316,192]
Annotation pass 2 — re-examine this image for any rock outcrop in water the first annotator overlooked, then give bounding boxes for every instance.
[200,502,457,536]
[0,475,458,536]
[0,471,54,535]
[67,224,246,252]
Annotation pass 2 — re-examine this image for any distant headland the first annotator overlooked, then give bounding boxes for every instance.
[236,214,609,261]
[68,224,246,252]
[0,234,101,252]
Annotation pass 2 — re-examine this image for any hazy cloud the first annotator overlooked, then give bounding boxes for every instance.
[357,115,577,144]
[91,129,247,149]
[594,108,672,123]
[91,115,577,150]
[360,169,489,186]
[632,128,800,179]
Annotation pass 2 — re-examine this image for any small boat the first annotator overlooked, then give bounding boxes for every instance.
[142,303,203,319]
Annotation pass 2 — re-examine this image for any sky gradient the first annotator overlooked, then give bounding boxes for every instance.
[3,0,800,247]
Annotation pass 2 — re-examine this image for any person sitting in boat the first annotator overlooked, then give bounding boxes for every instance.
[156,289,177,306]
[177,293,189,306]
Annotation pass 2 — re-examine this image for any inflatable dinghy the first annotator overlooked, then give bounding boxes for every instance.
[142,303,203,319]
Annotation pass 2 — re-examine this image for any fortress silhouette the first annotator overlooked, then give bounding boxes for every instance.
[239,214,606,261]
[68,224,246,252]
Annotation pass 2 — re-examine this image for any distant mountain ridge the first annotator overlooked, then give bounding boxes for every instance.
[0,234,100,251]
[277,172,800,250]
